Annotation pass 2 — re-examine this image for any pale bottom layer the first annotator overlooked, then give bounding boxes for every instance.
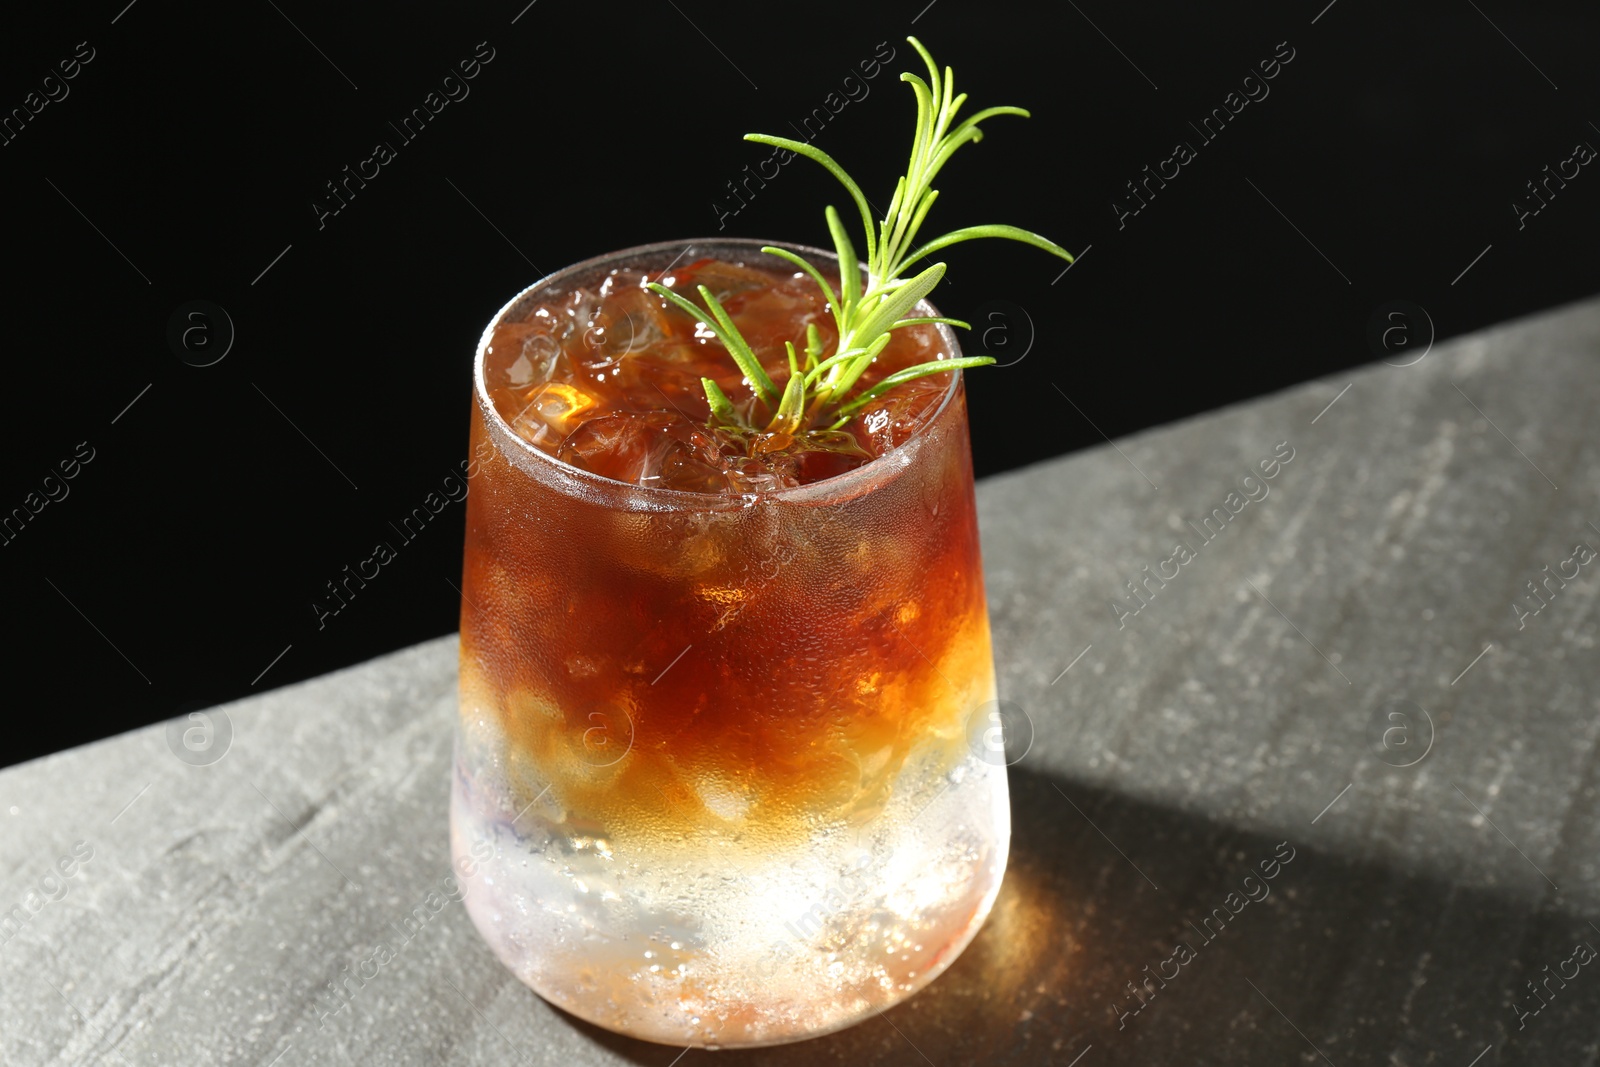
[449,745,1010,1048]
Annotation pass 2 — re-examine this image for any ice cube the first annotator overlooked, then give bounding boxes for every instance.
[579,288,673,369]
[854,380,943,455]
[485,321,561,392]
[556,411,728,489]
[656,438,731,494]
[508,381,597,448]
[674,257,773,302]
[557,412,671,482]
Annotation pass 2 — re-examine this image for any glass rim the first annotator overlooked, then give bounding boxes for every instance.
[473,237,965,509]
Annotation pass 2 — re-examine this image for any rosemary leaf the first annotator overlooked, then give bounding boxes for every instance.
[896,224,1073,276]
[849,262,946,346]
[833,355,997,420]
[702,377,743,427]
[742,135,877,266]
[648,281,779,405]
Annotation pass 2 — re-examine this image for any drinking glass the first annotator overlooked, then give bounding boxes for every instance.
[452,238,1008,1047]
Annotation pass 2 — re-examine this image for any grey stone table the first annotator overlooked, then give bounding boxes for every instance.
[4,297,1599,1066]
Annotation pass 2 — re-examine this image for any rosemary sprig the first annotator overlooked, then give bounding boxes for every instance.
[647,36,1072,435]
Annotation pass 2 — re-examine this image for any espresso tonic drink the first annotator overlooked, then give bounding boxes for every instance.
[452,240,1008,1047]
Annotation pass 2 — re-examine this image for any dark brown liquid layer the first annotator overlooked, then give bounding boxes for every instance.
[462,256,994,842]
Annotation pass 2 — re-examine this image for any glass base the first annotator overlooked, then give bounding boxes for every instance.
[450,745,1010,1048]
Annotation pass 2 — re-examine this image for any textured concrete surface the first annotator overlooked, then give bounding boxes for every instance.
[3,297,1599,1065]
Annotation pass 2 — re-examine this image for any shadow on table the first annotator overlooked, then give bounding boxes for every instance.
[556,765,1599,1066]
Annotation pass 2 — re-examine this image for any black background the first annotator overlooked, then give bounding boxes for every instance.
[2,0,1596,767]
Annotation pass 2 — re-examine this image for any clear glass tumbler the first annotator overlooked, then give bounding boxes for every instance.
[451,239,1009,1047]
